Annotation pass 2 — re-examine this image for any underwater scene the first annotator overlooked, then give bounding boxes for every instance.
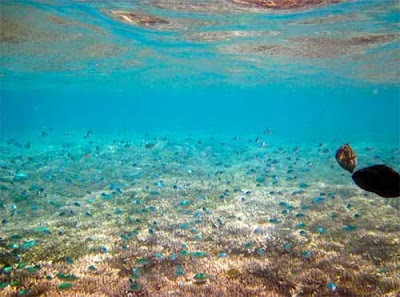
[1,0,400,296]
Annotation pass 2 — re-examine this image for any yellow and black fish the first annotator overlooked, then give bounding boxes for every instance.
[335,143,357,173]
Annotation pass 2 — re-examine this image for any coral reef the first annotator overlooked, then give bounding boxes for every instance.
[1,134,399,296]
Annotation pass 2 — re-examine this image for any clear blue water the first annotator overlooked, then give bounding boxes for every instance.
[1,0,399,143]
[0,0,399,296]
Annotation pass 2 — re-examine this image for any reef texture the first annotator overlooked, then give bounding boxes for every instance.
[1,134,399,296]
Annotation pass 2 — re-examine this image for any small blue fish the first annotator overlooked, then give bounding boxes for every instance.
[244,242,254,248]
[312,197,325,204]
[193,211,202,218]
[154,181,165,187]
[343,225,357,232]
[179,200,190,206]
[14,173,27,181]
[326,283,337,291]
[316,227,328,234]
[66,258,74,264]
[269,218,281,224]
[218,252,227,257]
[257,248,265,255]
[10,204,16,217]
[33,227,51,234]
[22,241,36,249]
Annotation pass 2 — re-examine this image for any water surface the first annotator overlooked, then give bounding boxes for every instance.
[0,0,399,296]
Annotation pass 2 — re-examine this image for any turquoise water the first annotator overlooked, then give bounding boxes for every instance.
[0,0,399,296]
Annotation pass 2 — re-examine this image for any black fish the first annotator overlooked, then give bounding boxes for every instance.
[352,165,400,198]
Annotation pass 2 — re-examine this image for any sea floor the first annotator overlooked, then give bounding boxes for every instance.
[0,133,399,296]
